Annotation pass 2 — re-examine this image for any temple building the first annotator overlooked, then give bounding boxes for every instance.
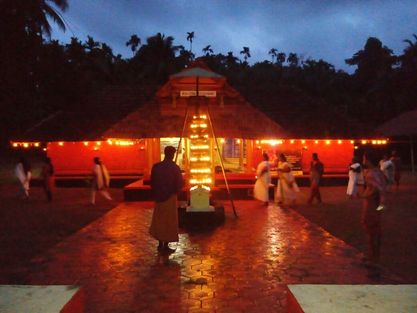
[12,62,387,194]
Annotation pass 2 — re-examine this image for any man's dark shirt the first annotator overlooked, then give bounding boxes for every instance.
[150,159,183,203]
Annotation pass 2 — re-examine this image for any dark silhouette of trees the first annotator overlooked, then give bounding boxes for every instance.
[240,47,251,64]
[268,48,278,63]
[186,31,195,53]
[126,34,141,55]
[346,37,397,83]
[1,3,416,147]
[202,45,214,56]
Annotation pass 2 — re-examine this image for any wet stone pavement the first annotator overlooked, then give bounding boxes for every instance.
[27,201,402,313]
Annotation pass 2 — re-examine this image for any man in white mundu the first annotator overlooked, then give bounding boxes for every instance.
[91,157,112,204]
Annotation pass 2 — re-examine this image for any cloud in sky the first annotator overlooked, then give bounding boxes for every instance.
[52,0,417,71]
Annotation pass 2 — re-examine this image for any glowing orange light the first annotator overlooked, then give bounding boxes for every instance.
[350,140,354,144]
[301,140,306,144]
[84,142,89,146]
[314,140,318,144]
[338,140,342,144]
[58,142,64,146]
[12,143,18,147]
[372,140,376,144]
[107,139,113,145]
[220,138,225,143]
[43,148,47,151]
[191,145,209,149]
[382,140,387,144]
[354,146,358,150]
[361,140,367,144]
[23,143,29,148]
[290,140,294,144]
[236,139,241,144]
[325,140,330,145]
[189,178,212,185]
[190,168,211,174]
[34,142,40,147]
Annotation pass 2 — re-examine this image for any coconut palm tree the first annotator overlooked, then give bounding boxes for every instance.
[240,46,251,64]
[1,0,69,39]
[287,52,299,67]
[202,45,214,56]
[268,48,278,63]
[126,34,141,55]
[277,52,286,66]
[186,31,195,52]
[401,34,417,71]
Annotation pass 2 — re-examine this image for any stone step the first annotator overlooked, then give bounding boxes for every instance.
[0,285,84,313]
[286,284,417,313]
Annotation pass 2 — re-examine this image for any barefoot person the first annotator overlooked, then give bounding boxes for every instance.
[275,153,299,206]
[91,157,112,204]
[307,153,324,204]
[15,157,31,199]
[253,153,271,206]
[360,151,387,266]
[149,146,184,253]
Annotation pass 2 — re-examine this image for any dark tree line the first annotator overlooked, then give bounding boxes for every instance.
[1,0,417,146]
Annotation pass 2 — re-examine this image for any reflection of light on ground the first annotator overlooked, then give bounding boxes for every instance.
[267,229,283,256]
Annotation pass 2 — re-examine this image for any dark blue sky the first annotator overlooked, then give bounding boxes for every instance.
[51,0,417,72]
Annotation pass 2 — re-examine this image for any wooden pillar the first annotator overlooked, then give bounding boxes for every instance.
[239,139,243,171]
[245,139,253,173]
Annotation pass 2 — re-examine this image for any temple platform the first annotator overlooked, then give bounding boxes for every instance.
[123,173,348,201]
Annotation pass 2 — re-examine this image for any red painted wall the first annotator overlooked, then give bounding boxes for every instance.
[253,139,354,174]
[47,141,146,176]
[48,139,353,177]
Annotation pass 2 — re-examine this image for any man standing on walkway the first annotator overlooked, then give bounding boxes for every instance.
[307,153,324,204]
[360,151,387,266]
[149,146,184,253]
[91,157,112,205]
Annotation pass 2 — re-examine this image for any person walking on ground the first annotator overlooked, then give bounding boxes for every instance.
[41,157,54,202]
[149,146,184,253]
[15,157,31,199]
[91,157,112,205]
[275,153,299,207]
[346,156,363,198]
[390,150,401,191]
[307,153,324,205]
[379,154,394,192]
[360,151,387,267]
[253,153,271,206]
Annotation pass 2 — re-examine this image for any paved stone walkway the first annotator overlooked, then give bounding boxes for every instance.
[27,201,402,313]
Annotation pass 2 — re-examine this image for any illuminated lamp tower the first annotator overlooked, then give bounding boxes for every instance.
[187,113,215,212]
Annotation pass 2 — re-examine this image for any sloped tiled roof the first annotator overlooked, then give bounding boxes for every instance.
[376,109,417,136]
[103,101,288,139]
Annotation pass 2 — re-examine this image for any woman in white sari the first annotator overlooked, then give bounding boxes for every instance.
[275,153,299,206]
[347,156,363,198]
[15,157,31,198]
[254,153,271,206]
